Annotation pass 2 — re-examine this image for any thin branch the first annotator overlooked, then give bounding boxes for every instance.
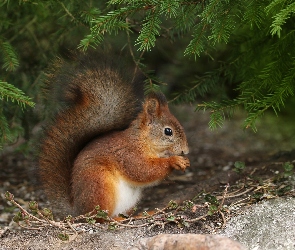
[59,1,76,21]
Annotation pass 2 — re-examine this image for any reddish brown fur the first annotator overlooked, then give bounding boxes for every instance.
[38,55,143,215]
[39,54,189,217]
[72,94,189,216]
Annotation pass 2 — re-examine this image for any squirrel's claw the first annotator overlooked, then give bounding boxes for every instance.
[170,156,190,171]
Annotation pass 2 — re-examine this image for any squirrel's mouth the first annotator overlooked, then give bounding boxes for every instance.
[161,150,183,158]
[157,150,171,158]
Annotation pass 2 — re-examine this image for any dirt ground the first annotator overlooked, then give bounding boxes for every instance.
[0,105,295,249]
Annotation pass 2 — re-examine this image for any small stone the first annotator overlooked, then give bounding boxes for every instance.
[131,233,246,250]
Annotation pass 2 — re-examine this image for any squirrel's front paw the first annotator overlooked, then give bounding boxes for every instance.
[170,156,190,171]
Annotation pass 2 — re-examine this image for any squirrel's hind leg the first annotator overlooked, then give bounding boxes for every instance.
[71,161,117,217]
[72,159,142,217]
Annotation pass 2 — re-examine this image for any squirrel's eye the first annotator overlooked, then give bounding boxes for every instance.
[164,127,173,136]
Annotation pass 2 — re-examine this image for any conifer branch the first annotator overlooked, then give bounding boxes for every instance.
[2,0,295,144]
[269,1,295,37]
[0,40,19,71]
[0,81,34,108]
[136,9,162,51]
[59,1,76,21]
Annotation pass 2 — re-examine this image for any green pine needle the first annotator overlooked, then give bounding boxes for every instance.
[0,81,35,109]
[0,41,19,72]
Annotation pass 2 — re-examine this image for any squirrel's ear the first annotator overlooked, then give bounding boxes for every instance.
[142,92,167,124]
[144,97,161,122]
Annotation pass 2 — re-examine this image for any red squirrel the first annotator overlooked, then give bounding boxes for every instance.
[38,53,190,217]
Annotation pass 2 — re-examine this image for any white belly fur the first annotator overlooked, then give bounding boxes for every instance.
[112,178,142,217]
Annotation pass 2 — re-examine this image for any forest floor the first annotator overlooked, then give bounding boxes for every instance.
[0,105,294,249]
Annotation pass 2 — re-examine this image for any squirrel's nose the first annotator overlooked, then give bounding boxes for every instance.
[182,144,189,155]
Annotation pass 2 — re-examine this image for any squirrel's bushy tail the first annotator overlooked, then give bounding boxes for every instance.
[38,53,143,215]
